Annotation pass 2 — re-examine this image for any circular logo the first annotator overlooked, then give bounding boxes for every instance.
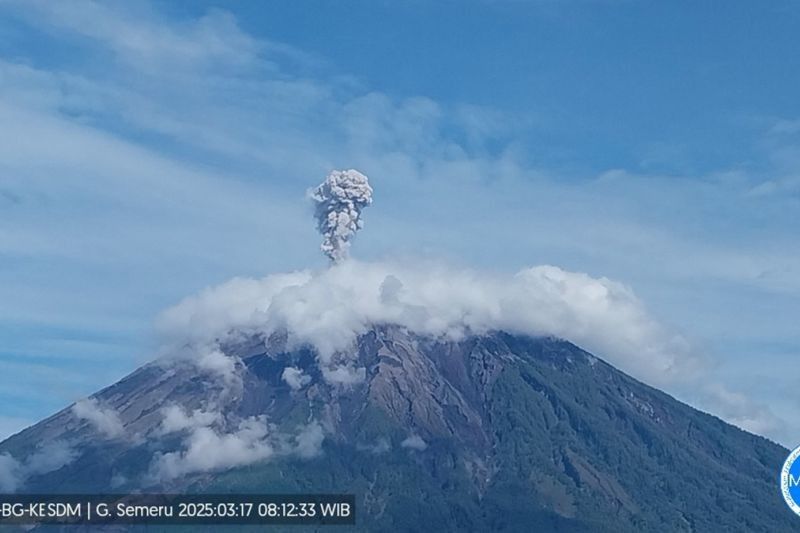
[781,445,800,516]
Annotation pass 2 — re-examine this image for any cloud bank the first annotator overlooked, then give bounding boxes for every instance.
[158,259,703,388]
[148,409,324,482]
[151,416,275,482]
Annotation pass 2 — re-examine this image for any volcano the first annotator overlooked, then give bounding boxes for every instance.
[0,327,792,532]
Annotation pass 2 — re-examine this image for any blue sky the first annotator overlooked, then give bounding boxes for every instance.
[0,0,797,443]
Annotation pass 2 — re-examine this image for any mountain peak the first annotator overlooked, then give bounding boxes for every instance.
[0,329,792,530]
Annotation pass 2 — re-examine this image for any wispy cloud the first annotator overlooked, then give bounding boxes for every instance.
[0,440,77,492]
[72,398,125,439]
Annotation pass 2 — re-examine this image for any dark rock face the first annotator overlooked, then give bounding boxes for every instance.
[0,327,794,532]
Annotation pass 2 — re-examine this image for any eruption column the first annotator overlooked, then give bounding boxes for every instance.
[310,169,373,263]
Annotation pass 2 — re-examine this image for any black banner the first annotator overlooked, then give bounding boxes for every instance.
[0,494,355,525]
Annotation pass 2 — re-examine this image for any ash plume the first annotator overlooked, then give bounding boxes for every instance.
[310,169,373,263]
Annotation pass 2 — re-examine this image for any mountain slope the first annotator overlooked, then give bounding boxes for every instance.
[0,327,793,531]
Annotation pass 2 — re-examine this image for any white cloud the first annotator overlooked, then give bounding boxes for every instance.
[158,260,702,388]
[195,347,241,386]
[25,440,77,476]
[157,273,311,346]
[293,422,325,459]
[400,435,428,451]
[158,405,221,435]
[150,416,274,482]
[5,0,264,75]
[281,367,311,391]
[701,383,783,438]
[72,398,125,439]
[0,453,22,492]
[149,403,325,482]
[159,260,788,445]
[321,364,367,386]
[357,437,391,455]
[0,441,77,492]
